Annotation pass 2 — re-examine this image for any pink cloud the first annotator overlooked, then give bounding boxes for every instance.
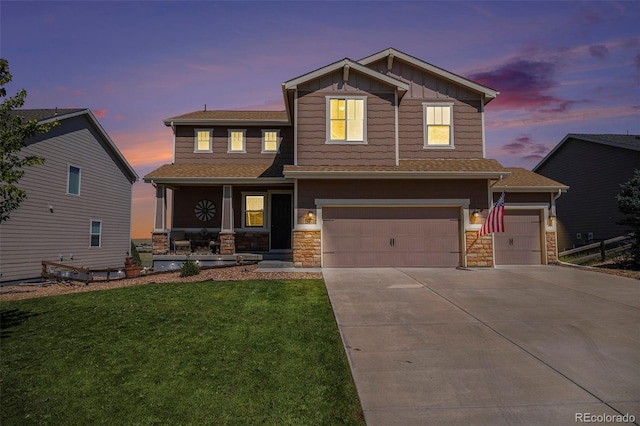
[115,114,125,120]
[93,109,107,118]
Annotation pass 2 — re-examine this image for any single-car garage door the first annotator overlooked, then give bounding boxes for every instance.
[322,207,461,267]
[494,210,543,265]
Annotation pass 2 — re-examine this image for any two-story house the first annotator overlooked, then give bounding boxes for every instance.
[0,109,138,283]
[144,48,567,268]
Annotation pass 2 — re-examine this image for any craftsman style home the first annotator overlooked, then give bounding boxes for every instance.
[0,109,138,282]
[145,48,567,268]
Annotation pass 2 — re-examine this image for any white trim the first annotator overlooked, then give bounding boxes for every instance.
[67,164,81,196]
[315,198,470,208]
[423,102,454,149]
[325,96,367,144]
[242,192,267,229]
[171,122,176,163]
[227,129,246,153]
[194,128,213,153]
[293,89,298,166]
[261,129,280,153]
[480,102,486,158]
[89,219,102,248]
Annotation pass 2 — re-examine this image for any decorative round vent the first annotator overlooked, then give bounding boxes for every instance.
[195,200,216,221]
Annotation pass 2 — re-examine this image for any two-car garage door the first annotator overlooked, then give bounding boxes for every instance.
[322,207,460,268]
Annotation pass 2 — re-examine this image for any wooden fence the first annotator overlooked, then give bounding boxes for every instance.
[41,261,125,285]
[559,234,633,265]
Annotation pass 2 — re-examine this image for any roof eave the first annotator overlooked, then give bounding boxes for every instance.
[492,186,570,192]
[283,170,508,179]
[163,118,291,127]
[358,48,499,101]
[143,177,290,185]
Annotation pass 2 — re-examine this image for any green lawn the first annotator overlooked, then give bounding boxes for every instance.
[0,280,364,425]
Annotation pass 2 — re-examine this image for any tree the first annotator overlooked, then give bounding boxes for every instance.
[616,169,640,267]
[0,58,58,223]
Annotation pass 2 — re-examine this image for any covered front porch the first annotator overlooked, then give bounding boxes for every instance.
[149,179,294,269]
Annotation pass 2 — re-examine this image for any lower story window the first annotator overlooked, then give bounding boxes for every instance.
[245,195,265,227]
[90,220,102,247]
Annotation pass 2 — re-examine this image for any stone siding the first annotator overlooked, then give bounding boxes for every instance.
[152,231,169,255]
[546,231,558,264]
[235,232,270,252]
[219,233,235,255]
[465,231,493,267]
[293,230,321,268]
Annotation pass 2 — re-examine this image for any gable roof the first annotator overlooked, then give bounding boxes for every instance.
[14,109,138,182]
[283,58,410,95]
[492,167,568,192]
[358,48,499,103]
[164,110,289,126]
[533,133,640,172]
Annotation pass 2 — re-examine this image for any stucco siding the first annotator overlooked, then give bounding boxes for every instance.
[535,139,640,250]
[0,115,133,282]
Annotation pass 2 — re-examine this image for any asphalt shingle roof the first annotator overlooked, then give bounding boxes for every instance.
[164,110,289,122]
[10,109,86,122]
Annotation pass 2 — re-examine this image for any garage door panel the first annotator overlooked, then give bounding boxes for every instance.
[322,207,460,268]
[495,211,542,265]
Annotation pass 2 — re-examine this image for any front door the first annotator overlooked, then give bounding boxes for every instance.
[270,194,292,250]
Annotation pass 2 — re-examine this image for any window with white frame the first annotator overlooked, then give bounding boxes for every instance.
[244,194,265,227]
[194,129,213,152]
[90,220,102,247]
[424,103,453,147]
[262,130,280,153]
[68,165,81,195]
[327,97,366,143]
[228,129,246,153]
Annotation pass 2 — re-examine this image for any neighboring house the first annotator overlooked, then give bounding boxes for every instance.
[0,109,138,283]
[533,134,640,251]
[145,48,567,268]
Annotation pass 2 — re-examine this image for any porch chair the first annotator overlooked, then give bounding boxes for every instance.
[171,231,191,253]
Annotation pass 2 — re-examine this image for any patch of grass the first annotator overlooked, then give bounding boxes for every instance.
[1,280,364,425]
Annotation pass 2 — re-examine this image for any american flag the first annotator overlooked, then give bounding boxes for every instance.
[478,190,505,237]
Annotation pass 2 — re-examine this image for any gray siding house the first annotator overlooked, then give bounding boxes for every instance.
[533,134,640,251]
[145,48,568,268]
[0,109,138,283]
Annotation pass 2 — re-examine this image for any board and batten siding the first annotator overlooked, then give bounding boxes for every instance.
[0,115,134,282]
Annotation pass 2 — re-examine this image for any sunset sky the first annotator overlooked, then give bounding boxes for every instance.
[2,1,639,238]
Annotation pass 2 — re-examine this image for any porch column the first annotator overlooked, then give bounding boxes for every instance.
[219,185,235,254]
[152,184,169,255]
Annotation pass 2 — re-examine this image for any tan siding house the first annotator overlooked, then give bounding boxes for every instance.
[0,109,138,283]
[144,48,567,268]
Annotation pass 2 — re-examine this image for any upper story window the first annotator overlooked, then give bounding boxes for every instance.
[262,130,280,153]
[423,103,454,148]
[68,165,81,195]
[326,96,366,143]
[194,129,213,152]
[228,129,246,153]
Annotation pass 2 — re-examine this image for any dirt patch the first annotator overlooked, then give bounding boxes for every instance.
[561,255,640,280]
[0,264,323,302]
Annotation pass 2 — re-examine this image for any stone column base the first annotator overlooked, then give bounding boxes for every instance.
[546,231,558,264]
[293,230,321,268]
[465,231,494,267]
[152,231,169,255]
[219,233,235,255]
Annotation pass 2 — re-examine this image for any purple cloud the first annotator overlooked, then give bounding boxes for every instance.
[589,45,609,60]
[633,54,640,72]
[470,60,568,111]
[499,134,551,161]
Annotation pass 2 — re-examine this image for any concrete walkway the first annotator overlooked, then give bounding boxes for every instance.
[323,266,640,425]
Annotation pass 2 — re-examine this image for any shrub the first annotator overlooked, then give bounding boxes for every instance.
[180,255,200,277]
[130,240,142,266]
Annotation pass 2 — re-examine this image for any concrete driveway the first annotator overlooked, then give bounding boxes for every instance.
[323,266,640,425]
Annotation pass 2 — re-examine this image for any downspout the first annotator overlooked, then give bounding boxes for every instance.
[171,121,176,164]
[395,89,399,166]
[294,89,298,166]
[480,100,486,158]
